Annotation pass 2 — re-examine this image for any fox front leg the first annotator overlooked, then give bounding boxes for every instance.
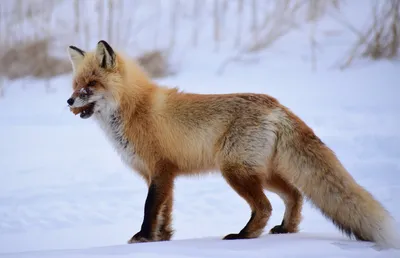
[157,195,174,241]
[128,169,174,243]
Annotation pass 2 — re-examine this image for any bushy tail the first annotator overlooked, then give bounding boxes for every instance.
[277,123,400,249]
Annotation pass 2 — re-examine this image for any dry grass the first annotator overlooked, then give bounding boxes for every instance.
[245,0,341,53]
[0,39,172,80]
[335,0,400,69]
[0,39,72,80]
[245,1,301,53]
[136,50,174,78]
[305,0,342,22]
[0,41,173,96]
[1,0,398,85]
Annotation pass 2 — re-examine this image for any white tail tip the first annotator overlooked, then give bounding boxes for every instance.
[374,217,400,250]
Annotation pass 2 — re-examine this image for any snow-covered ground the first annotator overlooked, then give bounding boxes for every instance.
[1,1,400,257]
[0,54,399,257]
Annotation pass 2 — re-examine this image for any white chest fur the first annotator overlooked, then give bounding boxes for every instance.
[95,107,136,168]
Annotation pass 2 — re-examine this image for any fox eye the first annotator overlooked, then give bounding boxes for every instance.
[87,80,96,87]
[79,87,89,98]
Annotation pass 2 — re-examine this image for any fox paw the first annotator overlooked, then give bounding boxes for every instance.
[127,231,152,244]
[158,228,174,241]
[269,225,289,234]
[223,233,248,240]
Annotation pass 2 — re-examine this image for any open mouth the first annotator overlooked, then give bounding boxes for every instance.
[70,102,95,119]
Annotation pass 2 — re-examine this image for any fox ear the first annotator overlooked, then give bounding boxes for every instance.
[96,40,116,69]
[67,46,85,72]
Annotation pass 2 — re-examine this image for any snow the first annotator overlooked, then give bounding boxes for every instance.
[1,1,400,257]
[0,58,399,257]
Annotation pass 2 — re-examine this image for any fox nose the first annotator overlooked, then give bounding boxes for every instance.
[67,98,74,106]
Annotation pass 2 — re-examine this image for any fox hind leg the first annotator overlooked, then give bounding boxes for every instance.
[221,163,272,240]
[264,173,303,234]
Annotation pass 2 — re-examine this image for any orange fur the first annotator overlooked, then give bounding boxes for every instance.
[66,41,400,248]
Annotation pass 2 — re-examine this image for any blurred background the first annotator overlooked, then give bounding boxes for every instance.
[0,0,399,95]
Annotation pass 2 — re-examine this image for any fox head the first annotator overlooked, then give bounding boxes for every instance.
[66,40,126,119]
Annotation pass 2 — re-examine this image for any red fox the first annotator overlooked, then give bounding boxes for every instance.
[67,40,400,249]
